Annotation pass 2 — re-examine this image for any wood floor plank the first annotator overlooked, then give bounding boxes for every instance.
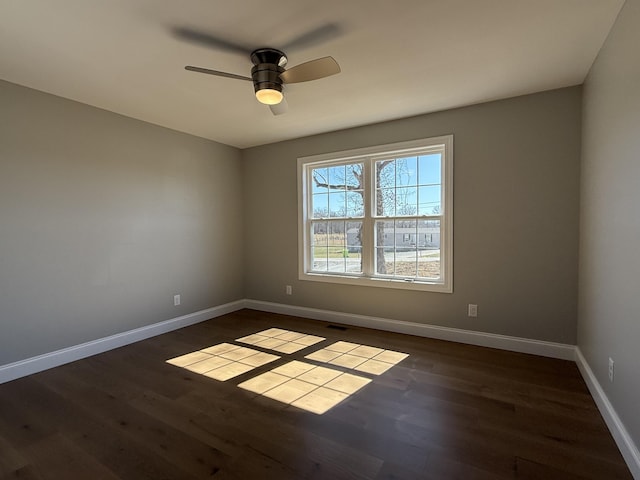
[33,367,230,479]
[422,455,511,480]
[7,375,203,480]
[0,465,43,480]
[0,379,59,449]
[472,417,631,480]
[19,433,120,480]
[374,461,431,480]
[127,389,245,459]
[178,388,385,479]
[0,309,633,479]
[0,435,28,477]
[514,456,592,480]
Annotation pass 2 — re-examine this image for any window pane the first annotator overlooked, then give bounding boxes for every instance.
[327,221,348,273]
[395,250,418,277]
[395,219,417,277]
[376,188,395,216]
[312,247,329,271]
[345,163,363,189]
[346,221,363,273]
[346,191,364,217]
[418,154,441,185]
[346,248,362,273]
[327,221,345,245]
[311,167,329,193]
[418,185,441,216]
[311,221,328,272]
[328,164,346,186]
[312,221,327,236]
[312,163,363,196]
[346,221,362,248]
[396,156,418,187]
[316,219,362,274]
[311,222,327,272]
[376,160,395,188]
[375,220,394,248]
[328,259,345,272]
[375,248,391,275]
[375,220,394,275]
[417,219,441,278]
[312,193,328,218]
[395,187,418,216]
[328,191,345,217]
[372,219,441,279]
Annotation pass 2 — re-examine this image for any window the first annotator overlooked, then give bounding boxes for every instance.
[298,136,453,292]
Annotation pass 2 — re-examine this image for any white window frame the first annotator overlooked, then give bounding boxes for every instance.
[298,135,453,293]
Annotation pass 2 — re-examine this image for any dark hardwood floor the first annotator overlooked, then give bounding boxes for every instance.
[0,309,633,479]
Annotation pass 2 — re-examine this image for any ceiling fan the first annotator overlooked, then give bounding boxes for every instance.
[174,26,342,115]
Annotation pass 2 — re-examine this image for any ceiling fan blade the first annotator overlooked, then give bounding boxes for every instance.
[185,66,252,81]
[173,27,252,55]
[280,57,340,84]
[269,97,288,116]
[280,23,343,52]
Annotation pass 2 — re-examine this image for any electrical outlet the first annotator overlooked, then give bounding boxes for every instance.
[608,357,614,382]
[174,294,181,306]
[468,304,478,317]
[286,285,292,295]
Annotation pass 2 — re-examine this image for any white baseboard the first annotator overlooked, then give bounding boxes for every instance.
[575,348,640,479]
[0,300,245,385]
[0,299,574,385]
[244,299,576,360]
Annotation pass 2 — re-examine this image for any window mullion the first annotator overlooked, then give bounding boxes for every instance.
[305,167,313,273]
[361,157,374,276]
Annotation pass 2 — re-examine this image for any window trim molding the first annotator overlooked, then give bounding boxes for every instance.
[297,135,453,293]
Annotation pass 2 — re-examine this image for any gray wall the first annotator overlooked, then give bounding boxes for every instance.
[579,0,640,448]
[0,80,244,365]
[243,87,582,344]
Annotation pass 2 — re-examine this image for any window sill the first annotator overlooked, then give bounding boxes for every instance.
[299,272,452,293]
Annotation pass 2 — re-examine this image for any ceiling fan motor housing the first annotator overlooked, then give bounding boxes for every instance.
[250,48,287,95]
[251,63,285,95]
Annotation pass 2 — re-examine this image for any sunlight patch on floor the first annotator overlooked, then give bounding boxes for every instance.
[239,360,371,414]
[166,343,280,380]
[306,341,409,375]
[236,328,325,354]
[166,329,409,415]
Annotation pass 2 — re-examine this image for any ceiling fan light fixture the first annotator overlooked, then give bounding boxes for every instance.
[181,42,340,114]
[255,88,284,105]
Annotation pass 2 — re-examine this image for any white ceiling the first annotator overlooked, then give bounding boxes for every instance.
[0,1,624,149]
